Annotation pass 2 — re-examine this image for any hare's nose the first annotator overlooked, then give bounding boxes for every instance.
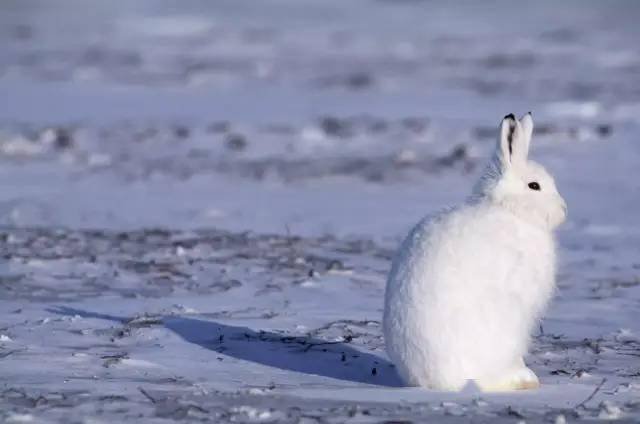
[561,200,568,216]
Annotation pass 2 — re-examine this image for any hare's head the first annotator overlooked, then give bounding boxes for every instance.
[474,113,567,229]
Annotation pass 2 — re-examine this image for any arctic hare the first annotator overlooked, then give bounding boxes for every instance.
[383,113,567,391]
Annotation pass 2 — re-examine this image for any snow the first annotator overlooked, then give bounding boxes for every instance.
[1,1,640,422]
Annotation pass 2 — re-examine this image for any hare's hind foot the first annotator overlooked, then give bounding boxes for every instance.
[475,366,540,392]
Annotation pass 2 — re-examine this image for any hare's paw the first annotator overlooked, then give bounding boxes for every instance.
[476,366,540,392]
[510,366,540,390]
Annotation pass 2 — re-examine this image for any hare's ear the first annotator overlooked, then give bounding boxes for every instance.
[496,113,531,171]
[519,112,534,143]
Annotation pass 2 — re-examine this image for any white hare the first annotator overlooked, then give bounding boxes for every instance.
[383,113,567,391]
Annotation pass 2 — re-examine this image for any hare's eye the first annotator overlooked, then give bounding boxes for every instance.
[528,182,541,191]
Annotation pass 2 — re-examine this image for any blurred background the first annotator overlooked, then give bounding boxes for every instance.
[2,2,640,421]
[0,0,639,240]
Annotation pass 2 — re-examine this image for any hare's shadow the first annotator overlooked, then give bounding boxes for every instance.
[48,306,403,387]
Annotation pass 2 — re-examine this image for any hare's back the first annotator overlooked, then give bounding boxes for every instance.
[388,206,520,294]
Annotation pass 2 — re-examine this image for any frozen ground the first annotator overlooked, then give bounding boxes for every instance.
[1,1,639,422]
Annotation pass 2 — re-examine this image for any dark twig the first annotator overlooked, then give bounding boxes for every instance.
[303,340,345,352]
[138,387,157,404]
[0,349,23,359]
[574,378,606,409]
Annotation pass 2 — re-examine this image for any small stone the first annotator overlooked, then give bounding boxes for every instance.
[41,127,73,149]
[346,72,373,89]
[225,133,247,151]
[596,124,612,137]
[320,116,352,138]
[55,128,73,148]
[174,126,190,139]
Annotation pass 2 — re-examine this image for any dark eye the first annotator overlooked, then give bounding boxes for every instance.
[528,182,541,191]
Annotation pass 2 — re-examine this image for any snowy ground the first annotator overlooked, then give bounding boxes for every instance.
[1,1,639,422]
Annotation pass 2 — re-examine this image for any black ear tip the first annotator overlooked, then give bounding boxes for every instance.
[527,111,532,116]
[503,113,516,121]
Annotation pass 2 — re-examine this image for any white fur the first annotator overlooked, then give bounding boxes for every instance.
[383,113,567,391]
